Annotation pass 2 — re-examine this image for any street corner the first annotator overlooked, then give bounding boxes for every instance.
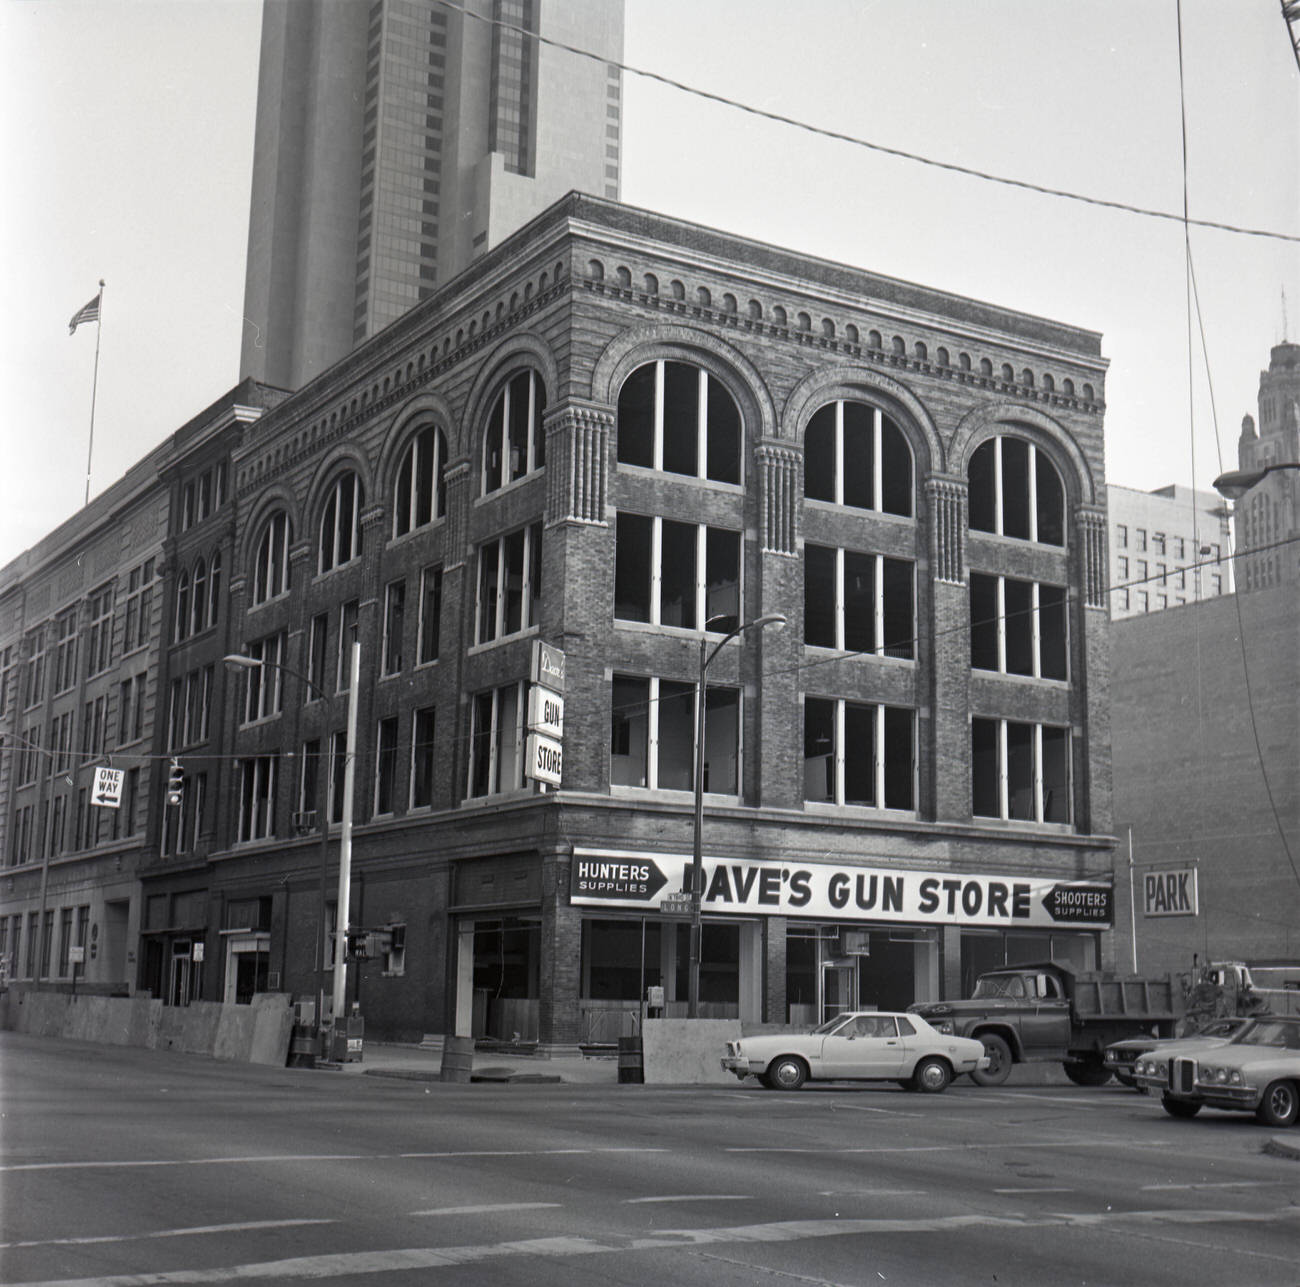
[1261,1133,1300,1163]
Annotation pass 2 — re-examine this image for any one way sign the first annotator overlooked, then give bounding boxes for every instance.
[92,766,124,809]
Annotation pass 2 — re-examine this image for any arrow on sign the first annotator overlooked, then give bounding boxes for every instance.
[571,856,669,902]
[1040,884,1111,923]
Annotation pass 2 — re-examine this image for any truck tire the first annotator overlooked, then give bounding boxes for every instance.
[971,1034,1012,1086]
[1063,1058,1113,1087]
[1255,1080,1299,1128]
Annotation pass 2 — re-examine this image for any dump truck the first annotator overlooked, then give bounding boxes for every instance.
[908,961,1181,1086]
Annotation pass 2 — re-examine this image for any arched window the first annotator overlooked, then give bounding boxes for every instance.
[252,511,292,604]
[804,399,913,517]
[320,474,362,572]
[482,370,546,495]
[175,570,191,642]
[191,558,208,634]
[208,551,222,628]
[967,436,1065,546]
[394,424,448,536]
[616,359,742,485]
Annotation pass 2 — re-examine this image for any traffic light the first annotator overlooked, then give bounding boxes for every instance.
[166,758,185,808]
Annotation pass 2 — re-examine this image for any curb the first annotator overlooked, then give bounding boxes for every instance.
[362,1066,563,1085]
[1262,1134,1300,1162]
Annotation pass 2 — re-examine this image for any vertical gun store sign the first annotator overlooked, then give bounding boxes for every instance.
[526,640,565,787]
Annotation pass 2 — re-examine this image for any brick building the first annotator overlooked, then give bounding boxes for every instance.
[3,195,1116,1047]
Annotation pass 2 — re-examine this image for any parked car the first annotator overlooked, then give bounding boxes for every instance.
[1104,1017,1252,1088]
[720,1011,987,1093]
[1131,1015,1300,1126]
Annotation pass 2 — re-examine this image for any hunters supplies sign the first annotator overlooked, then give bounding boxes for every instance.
[570,849,1113,929]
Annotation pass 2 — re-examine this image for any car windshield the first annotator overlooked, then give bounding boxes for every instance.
[1194,1019,1245,1038]
[971,975,1025,999]
[1234,1019,1300,1050]
[812,1013,854,1035]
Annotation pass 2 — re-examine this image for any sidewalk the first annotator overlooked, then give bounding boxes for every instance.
[325,1041,621,1086]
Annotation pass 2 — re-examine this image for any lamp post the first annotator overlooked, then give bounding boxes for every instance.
[688,613,785,1019]
[223,641,360,1056]
[1212,462,1300,501]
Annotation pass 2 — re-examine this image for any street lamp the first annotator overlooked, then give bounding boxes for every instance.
[1212,462,1300,501]
[688,613,786,1019]
[223,640,360,1058]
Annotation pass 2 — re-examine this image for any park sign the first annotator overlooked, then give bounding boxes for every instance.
[570,848,1113,929]
[1143,867,1198,917]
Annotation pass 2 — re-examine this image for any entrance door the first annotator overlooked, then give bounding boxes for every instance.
[223,934,270,1004]
[168,940,192,1007]
[822,962,857,1022]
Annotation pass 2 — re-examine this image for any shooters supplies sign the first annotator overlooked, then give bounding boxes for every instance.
[92,766,124,808]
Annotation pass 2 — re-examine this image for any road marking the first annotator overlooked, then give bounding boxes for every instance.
[625,1195,752,1204]
[818,1189,927,1197]
[1140,1181,1288,1192]
[11,1208,1299,1286]
[0,1154,369,1172]
[409,1204,562,1217]
[993,1188,1075,1195]
[0,1219,331,1251]
[2,1148,668,1174]
[728,1138,1171,1156]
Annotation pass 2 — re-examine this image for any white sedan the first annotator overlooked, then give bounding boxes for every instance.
[720,1011,988,1093]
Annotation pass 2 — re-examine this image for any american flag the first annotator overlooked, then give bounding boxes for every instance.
[68,291,101,335]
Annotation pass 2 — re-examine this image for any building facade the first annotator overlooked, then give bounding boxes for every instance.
[1106,483,1231,619]
[240,0,624,391]
[1110,583,1300,975]
[4,196,1117,1047]
[1234,341,1300,592]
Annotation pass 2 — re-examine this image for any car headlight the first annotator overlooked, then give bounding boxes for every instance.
[932,1020,954,1035]
[1229,1070,1243,1086]
[1137,1059,1152,1076]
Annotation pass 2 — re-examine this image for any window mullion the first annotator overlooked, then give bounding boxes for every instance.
[1031,581,1042,679]
[697,367,708,479]
[873,407,883,512]
[875,702,886,808]
[996,576,1007,673]
[994,436,1004,536]
[651,518,663,626]
[997,718,1009,820]
[696,524,707,630]
[1028,443,1040,543]
[835,547,845,651]
[834,401,844,507]
[834,699,845,806]
[647,677,660,790]
[488,688,501,795]
[874,554,885,658]
[527,373,537,474]
[1033,723,1044,822]
[495,540,507,640]
[653,361,664,472]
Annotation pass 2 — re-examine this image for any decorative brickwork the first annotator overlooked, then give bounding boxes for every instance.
[1077,506,1108,608]
[926,477,967,584]
[757,444,800,555]
[546,402,611,526]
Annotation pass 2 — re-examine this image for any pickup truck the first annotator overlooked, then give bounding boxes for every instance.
[908,961,1179,1086]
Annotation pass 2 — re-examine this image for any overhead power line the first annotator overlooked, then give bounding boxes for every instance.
[435,0,1300,246]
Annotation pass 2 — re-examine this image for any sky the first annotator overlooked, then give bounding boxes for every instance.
[2,0,1298,569]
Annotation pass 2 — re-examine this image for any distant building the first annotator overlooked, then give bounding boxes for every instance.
[1106,484,1231,620]
[1234,341,1300,593]
[240,0,624,391]
[1111,583,1300,976]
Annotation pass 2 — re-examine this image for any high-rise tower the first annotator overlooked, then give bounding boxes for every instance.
[1235,341,1300,592]
[240,0,624,391]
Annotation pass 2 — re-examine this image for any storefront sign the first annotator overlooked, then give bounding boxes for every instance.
[570,848,1113,929]
[527,685,564,739]
[530,640,566,692]
[526,732,563,786]
[1143,867,1198,917]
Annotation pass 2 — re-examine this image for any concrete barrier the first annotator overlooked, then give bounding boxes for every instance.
[642,1018,742,1085]
[0,987,292,1067]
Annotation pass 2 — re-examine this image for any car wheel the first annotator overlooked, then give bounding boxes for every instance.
[898,1079,918,1092]
[971,1034,1012,1086]
[912,1057,951,1094]
[768,1056,808,1091]
[756,1071,776,1090]
[1063,1059,1113,1087]
[1255,1079,1300,1128]
[1161,1094,1201,1119]
[1114,1072,1136,1088]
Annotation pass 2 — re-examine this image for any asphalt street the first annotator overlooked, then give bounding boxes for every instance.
[2,1033,1298,1287]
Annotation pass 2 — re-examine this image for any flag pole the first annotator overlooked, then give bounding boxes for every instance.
[83,279,105,507]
